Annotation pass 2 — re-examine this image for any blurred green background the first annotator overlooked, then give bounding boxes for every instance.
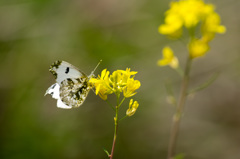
[0,0,240,158]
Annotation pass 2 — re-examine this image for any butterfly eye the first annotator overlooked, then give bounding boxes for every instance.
[65,67,70,74]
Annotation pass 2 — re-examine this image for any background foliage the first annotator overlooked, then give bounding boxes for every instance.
[0,0,239,158]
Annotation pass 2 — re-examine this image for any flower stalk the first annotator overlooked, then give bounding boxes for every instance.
[167,57,192,159]
[109,104,119,159]
[90,68,140,158]
[109,95,121,159]
[158,1,226,158]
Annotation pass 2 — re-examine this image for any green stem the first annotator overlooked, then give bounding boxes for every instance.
[120,115,128,121]
[175,66,184,77]
[119,97,126,107]
[109,110,118,159]
[109,95,120,159]
[167,57,192,159]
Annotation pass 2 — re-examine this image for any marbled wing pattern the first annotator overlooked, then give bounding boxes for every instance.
[45,60,92,108]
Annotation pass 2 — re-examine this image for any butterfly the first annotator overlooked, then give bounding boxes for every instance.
[45,60,100,109]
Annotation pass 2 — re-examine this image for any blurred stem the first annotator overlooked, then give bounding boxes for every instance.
[109,95,120,159]
[175,66,184,77]
[167,56,192,159]
[164,81,177,107]
[188,72,219,95]
[120,115,128,121]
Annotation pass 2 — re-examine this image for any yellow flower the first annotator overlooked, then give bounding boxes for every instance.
[158,14,183,38]
[109,70,123,93]
[126,99,139,116]
[109,68,140,95]
[159,0,212,36]
[159,0,225,39]
[95,84,111,100]
[89,69,113,100]
[90,68,140,100]
[202,12,226,42]
[158,46,179,68]
[179,0,214,28]
[123,78,141,98]
[119,68,137,84]
[189,38,209,58]
[158,0,226,59]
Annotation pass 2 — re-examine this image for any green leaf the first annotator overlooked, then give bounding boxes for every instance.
[103,148,110,157]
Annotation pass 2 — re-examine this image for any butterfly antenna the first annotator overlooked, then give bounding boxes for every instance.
[90,60,102,77]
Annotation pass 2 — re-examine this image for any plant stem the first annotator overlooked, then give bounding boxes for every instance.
[109,107,118,159]
[167,57,192,159]
[109,96,120,159]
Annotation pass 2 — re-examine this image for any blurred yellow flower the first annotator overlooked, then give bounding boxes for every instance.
[159,0,226,58]
[159,0,214,37]
[90,68,140,100]
[202,12,226,42]
[126,99,139,116]
[158,14,183,38]
[158,46,179,68]
[189,38,209,58]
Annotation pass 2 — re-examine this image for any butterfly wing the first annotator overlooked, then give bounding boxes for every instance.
[59,78,91,108]
[45,83,72,109]
[47,60,91,108]
[49,60,87,84]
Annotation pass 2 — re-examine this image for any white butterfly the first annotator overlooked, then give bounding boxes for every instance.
[45,60,100,109]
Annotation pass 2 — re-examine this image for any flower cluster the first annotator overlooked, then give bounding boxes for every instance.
[90,68,140,116]
[158,0,226,58]
[90,68,141,100]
